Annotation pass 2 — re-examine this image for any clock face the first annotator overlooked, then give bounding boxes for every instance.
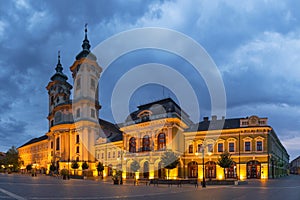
[249,116,258,125]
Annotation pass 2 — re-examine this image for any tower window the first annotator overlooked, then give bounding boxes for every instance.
[54,112,62,123]
[50,141,53,149]
[76,78,81,90]
[76,146,79,153]
[56,137,60,150]
[76,134,80,144]
[76,108,80,118]
[91,109,95,118]
[90,78,95,90]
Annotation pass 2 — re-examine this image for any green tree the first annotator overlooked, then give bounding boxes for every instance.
[82,161,89,170]
[217,151,233,180]
[96,162,104,177]
[71,161,79,175]
[5,146,21,172]
[130,160,140,179]
[161,150,179,179]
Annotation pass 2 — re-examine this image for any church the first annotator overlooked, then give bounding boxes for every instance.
[18,27,289,180]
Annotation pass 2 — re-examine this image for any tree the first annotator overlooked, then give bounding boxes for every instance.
[217,151,233,180]
[130,160,140,179]
[96,162,104,177]
[5,146,21,172]
[71,161,79,175]
[49,162,57,173]
[26,164,32,172]
[82,161,89,170]
[161,150,179,179]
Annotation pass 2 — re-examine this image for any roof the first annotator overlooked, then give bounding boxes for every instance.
[124,98,192,126]
[18,135,48,148]
[99,118,122,142]
[187,118,241,132]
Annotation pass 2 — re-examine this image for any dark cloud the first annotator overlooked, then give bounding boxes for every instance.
[0,0,299,159]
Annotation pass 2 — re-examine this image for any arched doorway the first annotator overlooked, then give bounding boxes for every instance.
[247,160,261,179]
[226,162,236,178]
[188,161,198,178]
[205,161,216,179]
[157,161,164,179]
[143,161,149,178]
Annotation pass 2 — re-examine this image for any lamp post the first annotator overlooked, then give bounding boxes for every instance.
[120,149,124,185]
[202,147,206,188]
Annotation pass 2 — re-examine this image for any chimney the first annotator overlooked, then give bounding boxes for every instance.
[203,117,209,122]
[212,115,217,121]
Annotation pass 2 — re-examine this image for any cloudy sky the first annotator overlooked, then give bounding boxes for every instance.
[0,0,299,160]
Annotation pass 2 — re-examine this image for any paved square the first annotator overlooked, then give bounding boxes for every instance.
[0,174,299,200]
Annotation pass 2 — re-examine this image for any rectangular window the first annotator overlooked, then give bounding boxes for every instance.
[76,146,79,153]
[197,144,202,152]
[56,137,60,150]
[101,153,104,159]
[76,108,80,118]
[76,135,80,144]
[90,78,95,90]
[229,142,235,152]
[108,152,111,159]
[218,143,223,152]
[245,141,251,151]
[113,152,115,158]
[188,144,193,153]
[207,144,213,153]
[257,141,263,151]
[76,78,81,90]
[118,151,121,158]
[91,109,95,118]
[50,141,53,149]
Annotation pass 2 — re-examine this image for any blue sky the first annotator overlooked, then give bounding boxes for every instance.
[0,0,299,160]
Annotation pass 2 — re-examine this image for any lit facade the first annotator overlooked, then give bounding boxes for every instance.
[18,27,289,180]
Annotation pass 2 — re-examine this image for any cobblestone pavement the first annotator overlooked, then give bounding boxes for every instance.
[0,173,299,200]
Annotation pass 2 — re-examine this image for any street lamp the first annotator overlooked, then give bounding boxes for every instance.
[119,149,124,185]
[201,147,206,188]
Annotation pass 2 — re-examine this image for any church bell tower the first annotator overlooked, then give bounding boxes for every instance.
[69,25,102,164]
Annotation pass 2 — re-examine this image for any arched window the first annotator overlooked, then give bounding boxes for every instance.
[142,135,150,151]
[129,137,136,153]
[205,161,216,179]
[157,133,166,150]
[188,161,198,178]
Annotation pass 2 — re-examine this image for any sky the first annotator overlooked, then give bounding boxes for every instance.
[0,0,299,160]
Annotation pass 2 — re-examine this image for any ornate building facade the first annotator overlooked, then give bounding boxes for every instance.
[18,27,289,180]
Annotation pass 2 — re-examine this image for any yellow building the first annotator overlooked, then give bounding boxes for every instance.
[184,115,289,180]
[18,135,48,172]
[18,27,289,180]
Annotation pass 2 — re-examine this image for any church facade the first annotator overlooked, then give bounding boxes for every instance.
[18,27,289,180]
